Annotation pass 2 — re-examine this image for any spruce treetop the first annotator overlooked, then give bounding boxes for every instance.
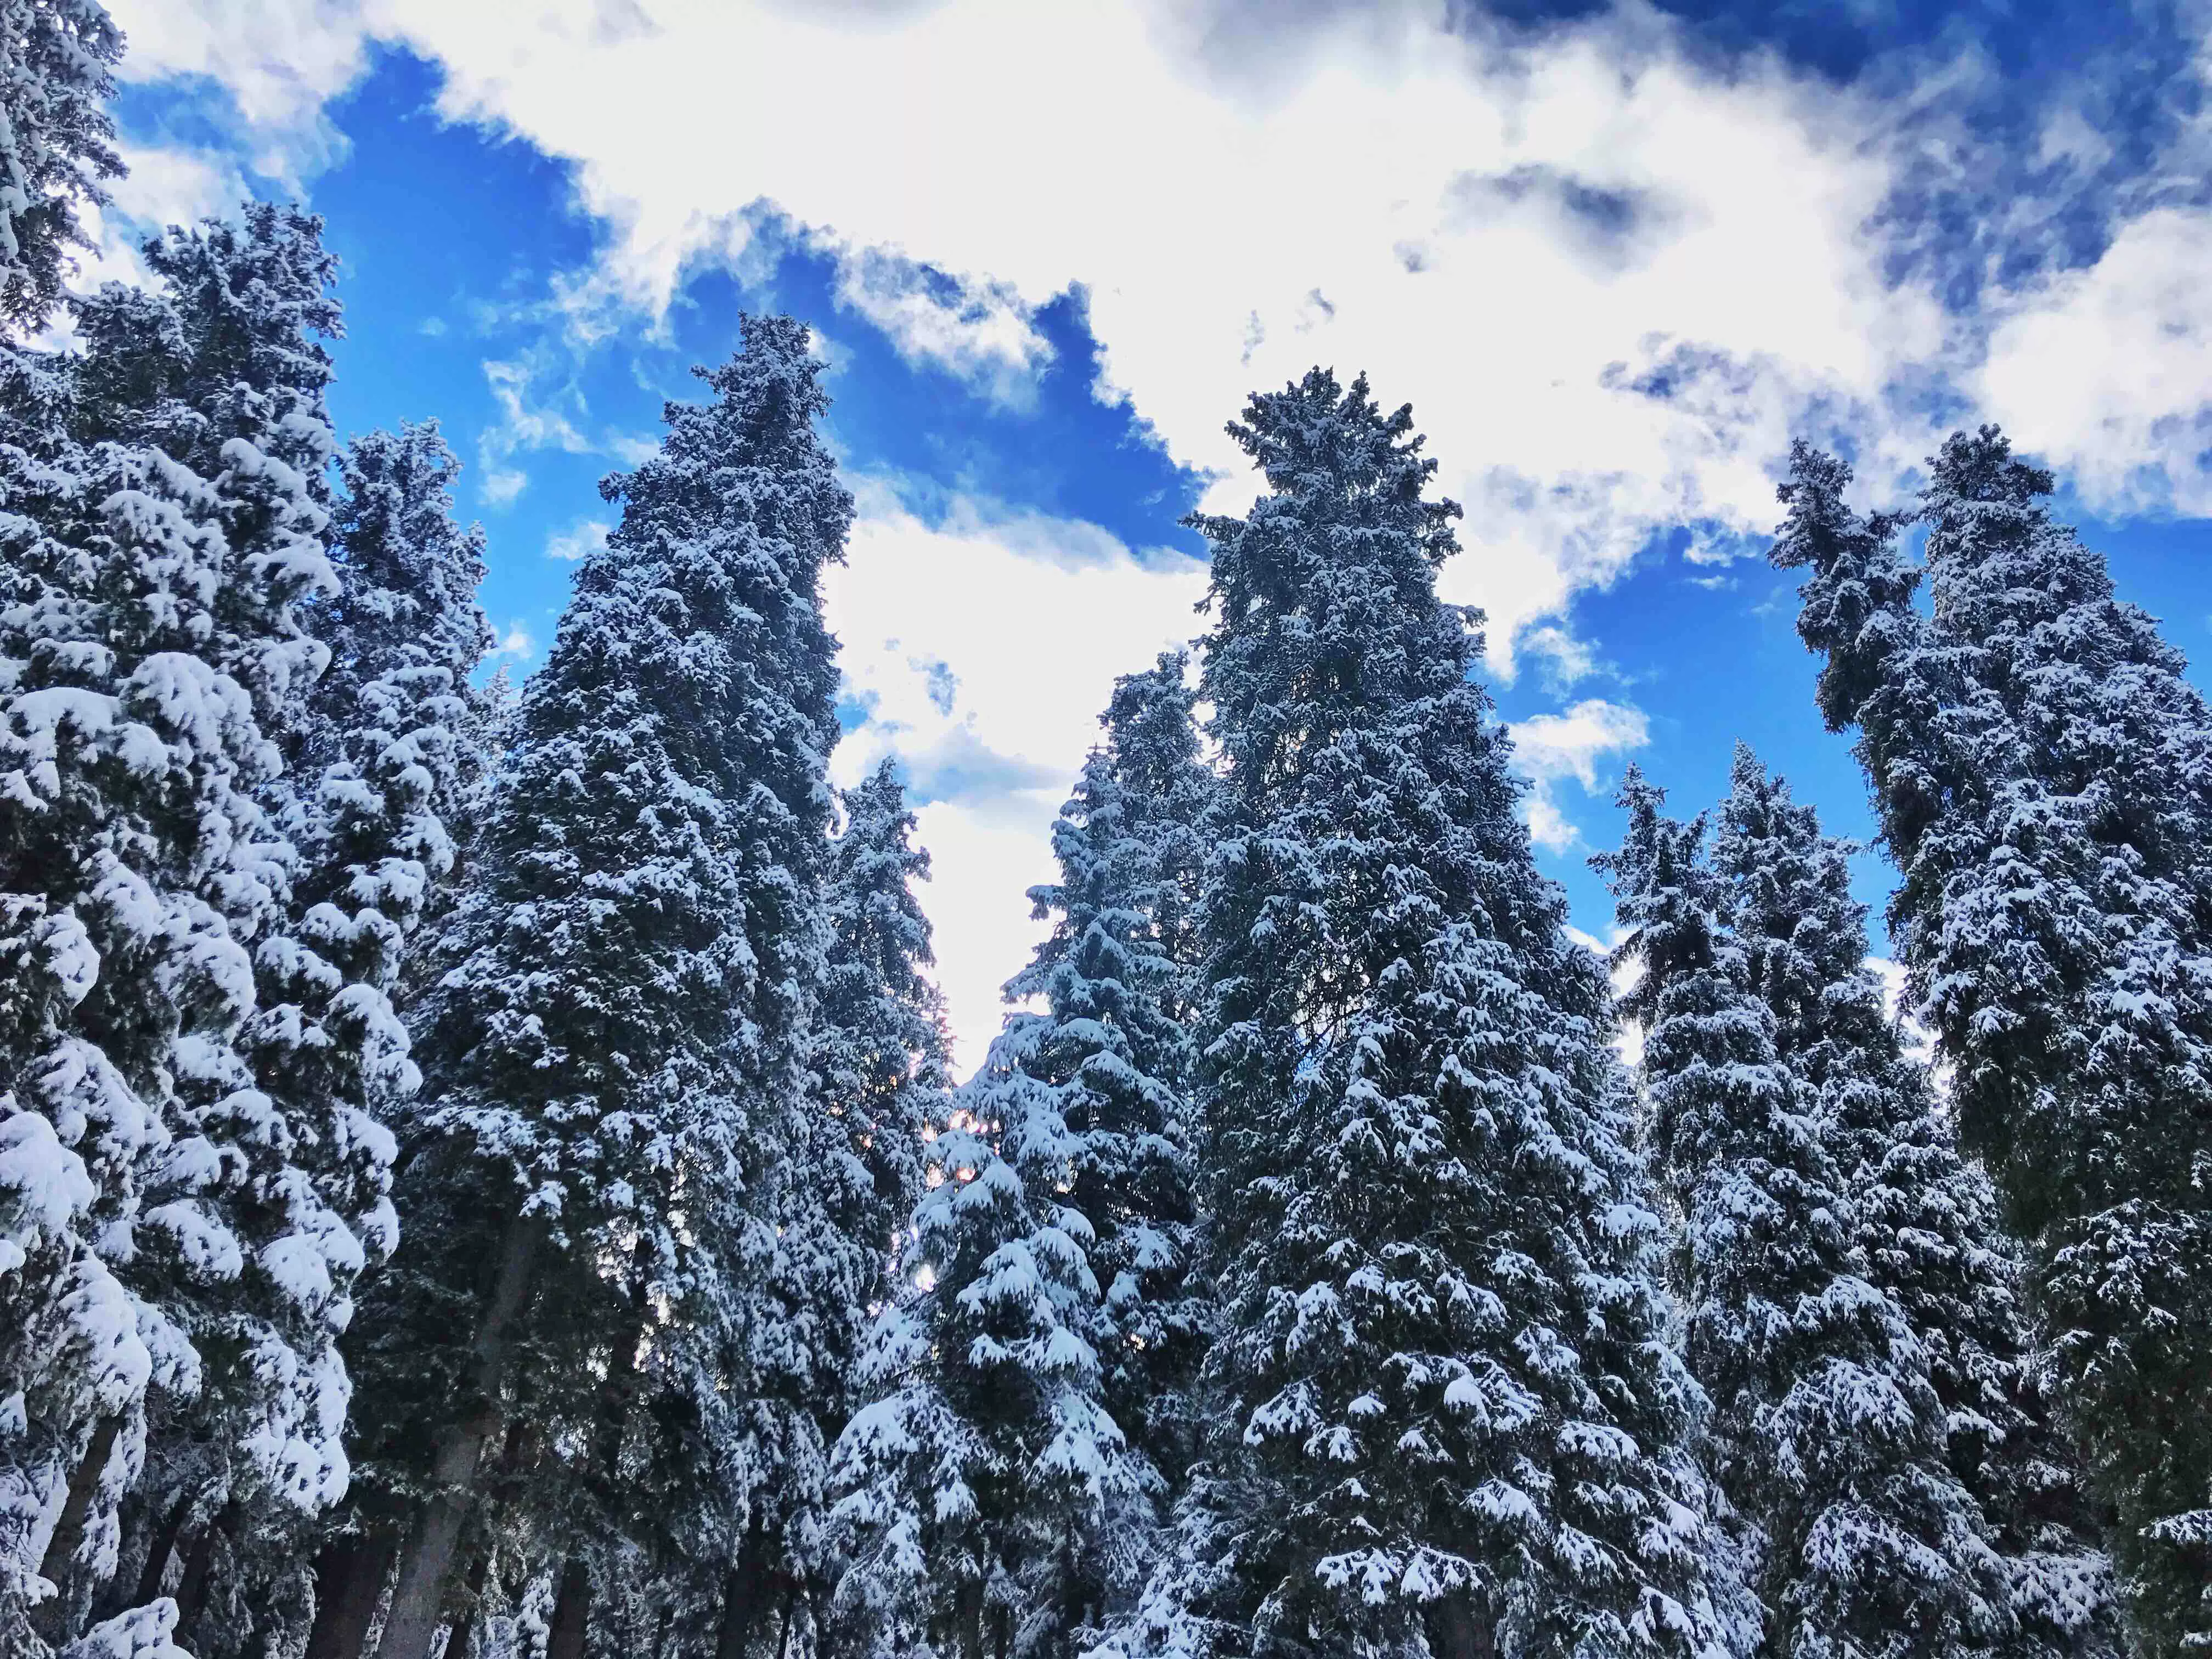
[0,0,125,335]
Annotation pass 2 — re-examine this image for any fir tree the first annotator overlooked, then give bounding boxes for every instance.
[1710,744,2119,1659]
[828,1073,1141,1659]
[291,418,494,1659]
[1773,436,2212,1654]
[1602,766,2010,1659]
[819,757,946,1345]
[56,207,403,1659]
[343,314,851,1659]
[0,205,379,1654]
[1141,369,1729,1659]
[720,758,946,1659]
[1033,652,1210,1508]
[826,654,1212,1659]
[301,417,496,966]
[0,0,124,336]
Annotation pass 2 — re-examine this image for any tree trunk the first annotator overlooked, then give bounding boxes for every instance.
[544,1558,591,1659]
[1425,1594,1494,1659]
[376,1215,540,1659]
[774,1585,796,1659]
[136,1497,188,1606]
[713,1523,773,1659]
[440,1551,489,1659]
[953,1579,984,1659]
[306,1538,397,1659]
[33,1411,121,1637]
[172,1508,228,1640]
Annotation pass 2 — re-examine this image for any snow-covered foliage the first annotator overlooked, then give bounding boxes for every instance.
[300,418,496,1001]
[0,200,389,1657]
[0,0,123,336]
[828,656,1209,1659]
[1774,436,2212,1657]
[1139,370,1733,1659]
[342,315,853,1659]
[1601,766,2011,1659]
[815,757,947,1385]
[1711,746,2119,1659]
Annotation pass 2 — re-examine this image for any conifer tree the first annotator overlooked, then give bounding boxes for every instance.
[1709,745,2119,1659]
[1137,369,1728,1659]
[291,419,494,1659]
[716,759,946,1659]
[819,757,946,1338]
[828,1069,1142,1659]
[54,207,405,1659]
[1602,766,2010,1659]
[343,315,851,1659]
[0,205,379,1654]
[826,656,1211,1659]
[1774,437,2212,1653]
[301,418,496,964]
[0,0,125,336]
[1005,651,1210,1504]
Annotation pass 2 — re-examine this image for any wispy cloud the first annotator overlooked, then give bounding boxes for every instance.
[1509,698,1652,853]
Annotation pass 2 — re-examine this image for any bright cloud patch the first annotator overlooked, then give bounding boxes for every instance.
[822,484,1210,1064]
[1508,697,1651,852]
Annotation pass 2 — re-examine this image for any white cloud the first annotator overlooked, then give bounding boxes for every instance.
[1508,696,1651,851]
[825,244,1053,408]
[481,468,528,507]
[546,518,612,562]
[489,620,536,662]
[1518,622,1600,691]
[116,1,1968,636]
[822,485,1210,1066]
[1980,207,2212,515]
[105,0,369,185]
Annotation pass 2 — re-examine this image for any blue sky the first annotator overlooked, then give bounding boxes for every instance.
[93,0,2212,1065]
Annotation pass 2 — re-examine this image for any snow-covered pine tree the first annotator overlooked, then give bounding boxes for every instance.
[827,1066,1141,1659]
[718,758,946,1658]
[53,205,400,1659]
[0,203,379,1654]
[342,314,850,1659]
[1030,651,1209,1506]
[0,338,177,1655]
[1128,368,1728,1659]
[1773,437,2212,1654]
[1601,765,2011,1659]
[819,755,946,1357]
[826,653,1211,1659]
[1709,744,2119,1659]
[290,417,495,1659]
[0,0,124,336]
[301,417,496,966]
[64,204,380,1655]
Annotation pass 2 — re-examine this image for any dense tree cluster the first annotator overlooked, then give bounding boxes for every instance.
[3,14,2206,1659]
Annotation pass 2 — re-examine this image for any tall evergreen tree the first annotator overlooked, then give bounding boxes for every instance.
[719,758,946,1659]
[0,0,124,336]
[292,419,495,1659]
[827,656,1211,1659]
[1135,369,1729,1659]
[1709,745,2119,1659]
[57,208,403,1659]
[828,1064,1142,1659]
[819,757,947,1337]
[1005,651,1210,1506]
[340,314,851,1659]
[0,205,380,1656]
[301,417,496,967]
[1601,767,2011,1659]
[1773,436,2212,1654]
